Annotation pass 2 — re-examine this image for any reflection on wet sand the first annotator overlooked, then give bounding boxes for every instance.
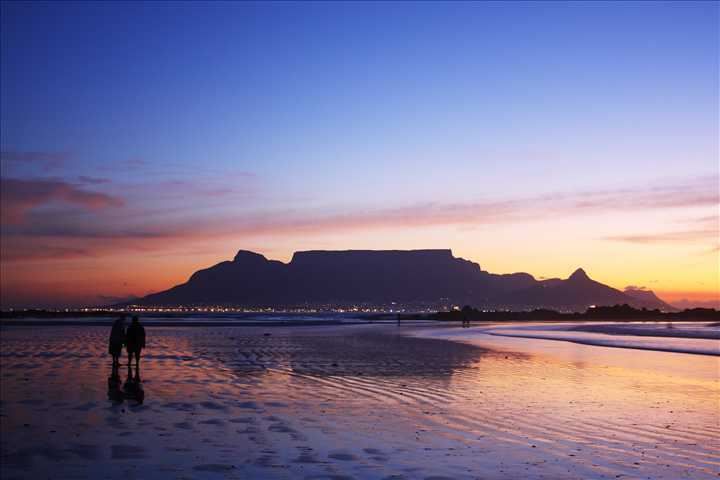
[1,324,718,479]
[107,355,145,405]
[107,374,123,404]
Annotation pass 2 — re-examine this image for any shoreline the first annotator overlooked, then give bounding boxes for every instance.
[3,304,718,323]
[409,321,720,357]
[482,330,720,356]
[0,319,376,327]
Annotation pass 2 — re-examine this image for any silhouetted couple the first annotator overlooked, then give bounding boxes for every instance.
[109,315,146,380]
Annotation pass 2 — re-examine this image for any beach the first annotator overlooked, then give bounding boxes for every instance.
[1,321,718,479]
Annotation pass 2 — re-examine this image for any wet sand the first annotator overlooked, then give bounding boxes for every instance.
[1,323,718,479]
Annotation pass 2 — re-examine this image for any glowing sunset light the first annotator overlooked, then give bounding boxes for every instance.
[2,5,720,480]
[1,1,718,309]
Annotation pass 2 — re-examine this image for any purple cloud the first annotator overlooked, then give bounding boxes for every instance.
[0,177,124,226]
[604,213,718,245]
[77,176,111,185]
[1,174,717,262]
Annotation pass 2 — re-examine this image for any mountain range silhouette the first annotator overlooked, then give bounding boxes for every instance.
[131,249,674,311]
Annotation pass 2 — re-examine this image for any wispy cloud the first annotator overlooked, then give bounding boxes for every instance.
[208,174,719,237]
[604,213,718,245]
[1,174,717,262]
[624,285,648,291]
[0,243,93,261]
[605,230,717,244]
[0,177,124,225]
[0,150,72,171]
[77,176,111,185]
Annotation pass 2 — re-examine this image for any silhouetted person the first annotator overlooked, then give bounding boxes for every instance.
[461,305,473,328]
[125,316,146,379]
[109,316,126,371]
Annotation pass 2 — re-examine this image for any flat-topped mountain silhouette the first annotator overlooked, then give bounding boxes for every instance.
[132,249,673,311]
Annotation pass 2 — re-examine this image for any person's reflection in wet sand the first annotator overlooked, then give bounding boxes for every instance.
[107,362,145,405]
[107,365,124,404]
[123,375,145,404]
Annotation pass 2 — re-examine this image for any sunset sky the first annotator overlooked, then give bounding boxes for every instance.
[1,1,718,308]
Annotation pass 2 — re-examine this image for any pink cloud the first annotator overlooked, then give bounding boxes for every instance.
[0,243,93,261]
[0,177,124,225]
[1,174,717,262]
[604,213,719,245]
[605,230,717,244]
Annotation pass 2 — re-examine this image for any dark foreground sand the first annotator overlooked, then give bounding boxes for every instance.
[1,323,718,479]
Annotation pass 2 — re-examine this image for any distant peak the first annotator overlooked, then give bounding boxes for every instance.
[624,287,660,299]
[233,250,267,262]
[568,268,590,281]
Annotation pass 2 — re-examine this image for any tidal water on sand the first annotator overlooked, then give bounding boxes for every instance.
[450,322,720,356]
[1,322,718,479]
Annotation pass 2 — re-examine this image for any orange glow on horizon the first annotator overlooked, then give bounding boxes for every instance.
[2,232,717,308]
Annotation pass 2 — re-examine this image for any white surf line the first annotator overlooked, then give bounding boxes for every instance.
[480,329,720,357]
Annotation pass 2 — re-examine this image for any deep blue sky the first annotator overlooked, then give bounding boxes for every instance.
[1,1,718,307]
[3,2,717,193]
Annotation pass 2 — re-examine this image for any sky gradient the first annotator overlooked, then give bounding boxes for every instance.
[1,1,718,308]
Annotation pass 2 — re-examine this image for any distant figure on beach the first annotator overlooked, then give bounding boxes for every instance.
[126,316,146,378]
[108,315,126,372]
[461,305,472,328]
